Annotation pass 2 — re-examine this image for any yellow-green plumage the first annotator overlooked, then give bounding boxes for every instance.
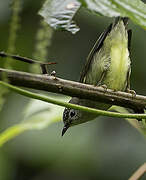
[104,21,130,90]
[83,20,130,91]
[62,18,131,135]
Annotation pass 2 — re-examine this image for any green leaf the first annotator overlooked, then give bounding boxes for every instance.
[111,106,146,136]
[0,80,145,146]
[39,0,81,34]
[80,0,146,29]
[0,97,70,147]
[39,0,146,33]
[0,81,146,120]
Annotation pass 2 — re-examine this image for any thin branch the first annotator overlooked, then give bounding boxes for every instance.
[0,81,146,120]
[129,163,146,180]
[0,68,145,111]
[0,52,56,65]
[0,52,56,74]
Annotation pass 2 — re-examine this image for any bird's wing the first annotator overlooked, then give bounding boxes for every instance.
[79,17,130,84]
[79,23,112,83]
[128,29,132,52]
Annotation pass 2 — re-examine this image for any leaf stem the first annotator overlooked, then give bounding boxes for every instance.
[0,81,146,119]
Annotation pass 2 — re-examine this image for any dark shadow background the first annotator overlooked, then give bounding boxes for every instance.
[0,0,146,180]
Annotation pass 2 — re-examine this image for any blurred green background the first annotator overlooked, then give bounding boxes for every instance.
[0,0,146,180]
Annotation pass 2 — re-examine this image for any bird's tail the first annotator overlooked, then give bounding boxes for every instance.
[113,17,129,27]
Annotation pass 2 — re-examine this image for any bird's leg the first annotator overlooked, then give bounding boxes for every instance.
[97,71,106,86]
[97,71,107,92]
[125,68,136,97]
[125,68,145,121]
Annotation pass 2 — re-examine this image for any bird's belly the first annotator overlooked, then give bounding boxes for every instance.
[103,44,130,91]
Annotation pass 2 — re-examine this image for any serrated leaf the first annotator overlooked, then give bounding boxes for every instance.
[81,0,146,29]
[39,0,81,34]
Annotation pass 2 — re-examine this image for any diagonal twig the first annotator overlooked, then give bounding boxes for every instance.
[0,68,145,112]
[129,163,146,180]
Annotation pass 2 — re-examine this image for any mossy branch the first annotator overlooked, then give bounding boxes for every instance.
[0,68,145,113]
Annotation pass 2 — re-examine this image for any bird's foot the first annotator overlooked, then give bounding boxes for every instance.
[97,84,107,92]
[126,88,136,98]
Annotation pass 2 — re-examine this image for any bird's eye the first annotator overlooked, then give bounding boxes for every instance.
[70,110,75,118]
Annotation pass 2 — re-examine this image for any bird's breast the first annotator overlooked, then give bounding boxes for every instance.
[103,40,130,91]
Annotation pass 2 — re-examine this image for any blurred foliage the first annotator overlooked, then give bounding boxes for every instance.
[31,19,54,74]
[0,96,68,147]
[0,0,22,112]
[32,20,54,61]
[7,0,21,55]
[0,0,146,180]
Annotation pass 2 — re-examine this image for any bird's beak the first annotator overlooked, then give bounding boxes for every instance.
[62,123,70,136]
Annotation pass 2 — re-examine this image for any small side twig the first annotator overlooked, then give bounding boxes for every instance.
[129,163,146,180]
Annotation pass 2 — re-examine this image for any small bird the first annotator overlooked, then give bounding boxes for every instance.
[62,17,132,136]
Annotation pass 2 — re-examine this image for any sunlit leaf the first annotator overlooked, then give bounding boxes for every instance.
[80,0,146,29]
[39,0,146,33]
[39,0,81,34]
